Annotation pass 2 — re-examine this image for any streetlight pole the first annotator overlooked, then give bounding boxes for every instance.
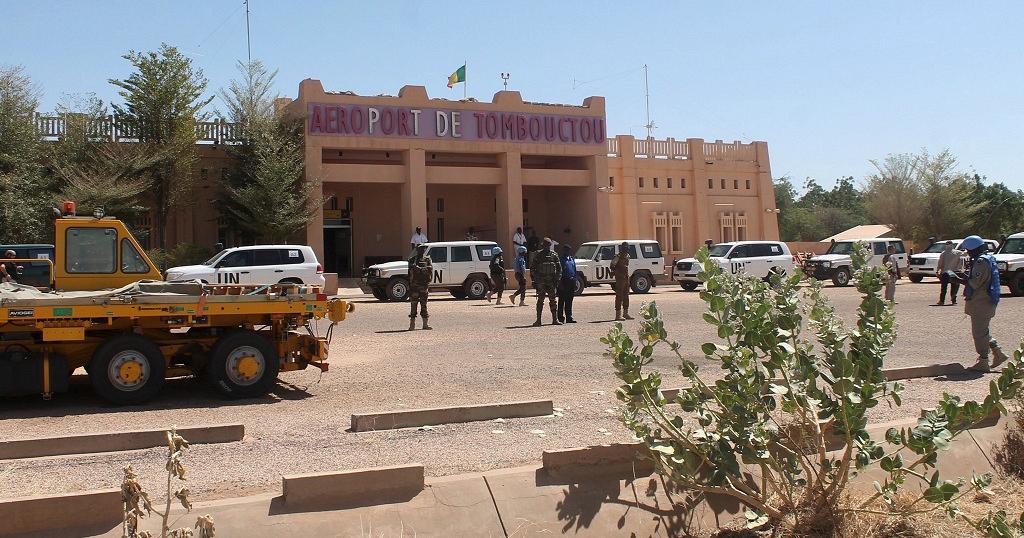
[500,72,510,91]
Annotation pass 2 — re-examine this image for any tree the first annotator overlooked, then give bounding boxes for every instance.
[967,175,1024,240]
[216,61,320,244]
[863,153,924,239]
[917,149,980,241]
[109,43,213,249]
[0,65,56,244]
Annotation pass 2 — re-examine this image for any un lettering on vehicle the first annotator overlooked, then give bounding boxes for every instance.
[595,266,613,280]
[217,272,240,284]
[432,269,443,283]
[730,262,745,274]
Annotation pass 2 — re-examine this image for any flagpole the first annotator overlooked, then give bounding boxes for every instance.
[464,59,467,100]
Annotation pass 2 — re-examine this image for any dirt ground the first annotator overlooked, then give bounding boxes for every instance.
[1,278,1021,501]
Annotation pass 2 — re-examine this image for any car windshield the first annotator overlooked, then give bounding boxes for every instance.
[826,241,856,255]
[923,242,957,253]
[707,244,733,257]
[203,251,226,266]
[1000,238,1024,254]
[575,244,598,259]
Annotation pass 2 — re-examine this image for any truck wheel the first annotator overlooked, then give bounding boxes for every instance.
[908,274,924,283]
[1011,272,1024,297]
[450,288,467,299]
[573,275,586,296]
[206,330,280,398]
[89,334,166,405]
[386,277,410,301]
[464,275,490,300]
[371,287,389,301]
[630,272,653,293]
[681,282,699,291]
[832,268,851,287]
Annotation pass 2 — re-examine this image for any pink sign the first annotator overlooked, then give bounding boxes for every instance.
[307,103,605,145]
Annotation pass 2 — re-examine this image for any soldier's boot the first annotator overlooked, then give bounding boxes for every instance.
[533,305,543,327]
[991,342,1009,368]
[408,317,416,331]
[623,310,634,320]
[550,305,562,325]
[970,355,991,372]
[486,292,493,302]
[421,317,432,330]
[614,309,623,322]
[496,297,503,305]
[519,297,526,306]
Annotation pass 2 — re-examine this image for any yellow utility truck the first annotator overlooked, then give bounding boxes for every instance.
[0,205,352,404]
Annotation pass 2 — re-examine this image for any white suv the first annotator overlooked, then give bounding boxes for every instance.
[166,245,325,287]
[362,241,497,302]
[906,238,998,283]
[673,241,794,291]
[803,238,907,286]
[995,232,1024,297]
[572,240,664,295]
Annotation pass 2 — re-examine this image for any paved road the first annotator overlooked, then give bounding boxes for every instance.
[0,278,1020,501]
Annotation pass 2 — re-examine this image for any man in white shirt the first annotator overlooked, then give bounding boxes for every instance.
[512,227,526,253]
[410,226,428,251]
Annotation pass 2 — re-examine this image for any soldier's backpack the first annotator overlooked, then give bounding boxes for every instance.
[534,252,559,283]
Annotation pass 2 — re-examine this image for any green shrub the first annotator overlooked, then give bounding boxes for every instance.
[604,244,1024,537]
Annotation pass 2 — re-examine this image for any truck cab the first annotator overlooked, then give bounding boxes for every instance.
[53,211,163,290]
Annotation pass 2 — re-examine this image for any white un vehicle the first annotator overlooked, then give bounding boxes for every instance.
[996,232,1024,297]
[673,241,794,291]
[803,238,907,286]
[906,238,999,283]
[573,240,664,295]
[362,241,498,302]
[165,245,326,287]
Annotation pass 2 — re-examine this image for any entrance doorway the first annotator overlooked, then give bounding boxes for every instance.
[324,221,353,277]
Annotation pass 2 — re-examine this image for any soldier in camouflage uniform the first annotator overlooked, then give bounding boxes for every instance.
[611,241,633,321]
[408,244,432,330]
[532,237,563,326]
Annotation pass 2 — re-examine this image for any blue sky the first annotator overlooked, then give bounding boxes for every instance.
[4,1,1023,190]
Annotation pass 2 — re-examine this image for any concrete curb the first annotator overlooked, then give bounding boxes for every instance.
[0,423,244,460]
[282,464,425,510]
[350,400,553,432]
[541,443,654,480]
[0,488,121,536]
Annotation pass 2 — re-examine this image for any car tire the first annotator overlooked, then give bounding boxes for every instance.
[1011,272,1024,298]
[89,333,166,405]
[386,277,411,301]
[205,330,279,399]
[371,287,389,301]
[630,272,653,294]
[450,288,467,299]
[681,282,699,292]
[464,275,489,300]
[908,274,924,283]
[765,266,786,283]
[832,267,851,287]
[572,275,586,296]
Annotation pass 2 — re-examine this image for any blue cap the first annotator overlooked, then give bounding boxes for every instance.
[961,235,984,251]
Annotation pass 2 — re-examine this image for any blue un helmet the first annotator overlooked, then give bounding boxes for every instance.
[492,246,502,255]
[961,235,985,251]
[517,245,527,254]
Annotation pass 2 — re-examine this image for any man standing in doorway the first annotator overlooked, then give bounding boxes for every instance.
[513,227,526,255]
[936,240,963,306]
[611,242,633,321]
[532,238,562,326]
[526,229,540,268]
[557,244,577,323]
[509,246,528,306]
[408,244,432,330]
[958,235,1008,371]
[410,226,428,253]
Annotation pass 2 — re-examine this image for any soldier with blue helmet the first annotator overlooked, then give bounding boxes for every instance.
[486,246,507,305]
[957,235,1008,371]
[509,245,529,306]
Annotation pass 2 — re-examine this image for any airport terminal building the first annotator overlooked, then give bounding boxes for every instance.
[271,79,780,281]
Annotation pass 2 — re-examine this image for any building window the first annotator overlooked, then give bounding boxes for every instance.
[653,178,659,188]
[746,180,751,190]
[681,178,686,189]
[639,177,645,188]
[437,198,445,212]
[721,178,726,189]
[734,179,739,189]
[719,212,748,243]
[609,176,615,187]
[667,178,673,189]
[708,178,713,189]
[436,218,445,241]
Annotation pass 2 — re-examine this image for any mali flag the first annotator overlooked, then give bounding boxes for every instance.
[447,64,466,88]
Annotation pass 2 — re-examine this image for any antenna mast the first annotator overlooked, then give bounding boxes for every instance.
[643,64,655,138]
[245,0,252,63]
